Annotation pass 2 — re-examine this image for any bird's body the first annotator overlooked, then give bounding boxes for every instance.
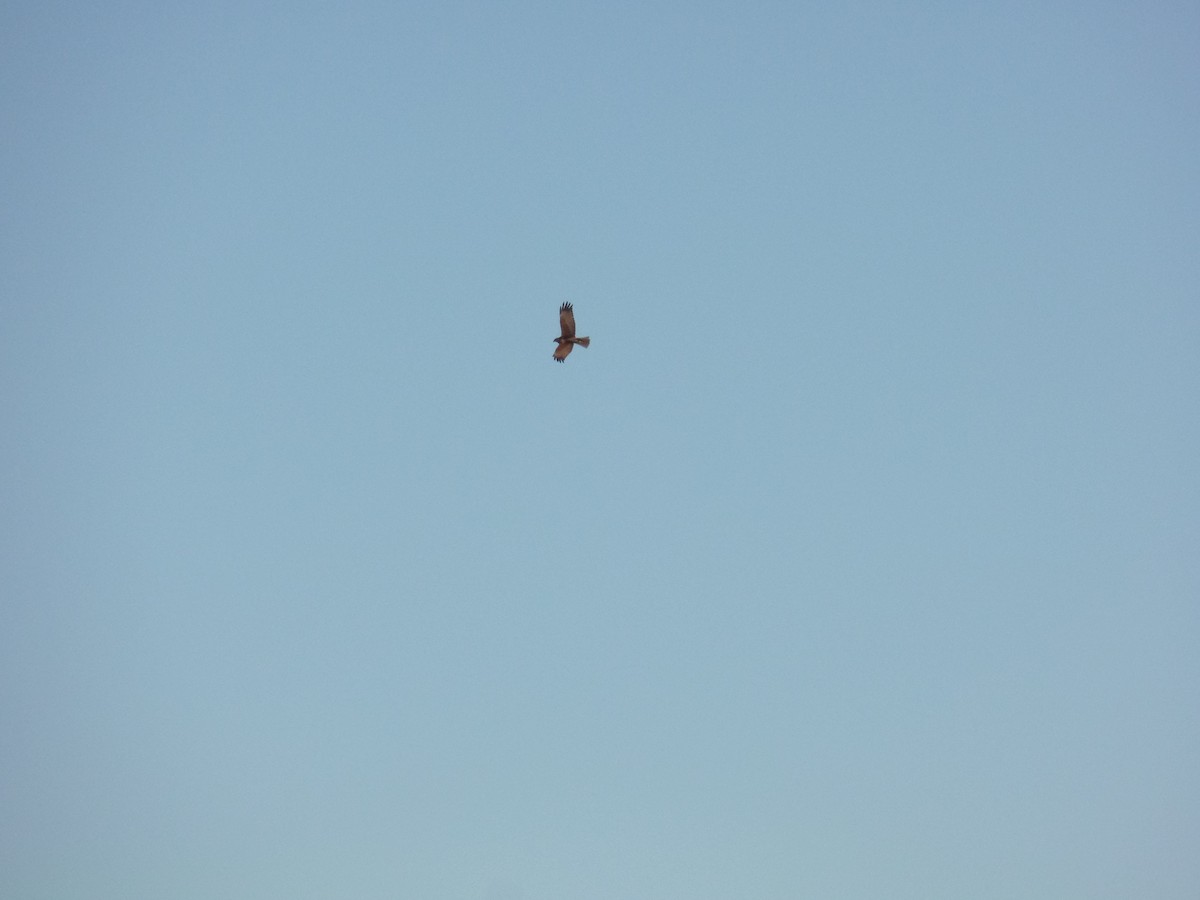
[553,302,590,362]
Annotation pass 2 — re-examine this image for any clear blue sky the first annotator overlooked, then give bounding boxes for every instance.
[2,3,1197,898]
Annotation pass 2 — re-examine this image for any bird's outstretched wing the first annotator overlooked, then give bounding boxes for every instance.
[559,302,576,341]
[553,341,573,362]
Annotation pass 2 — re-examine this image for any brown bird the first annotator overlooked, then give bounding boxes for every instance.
[553,302,590,363]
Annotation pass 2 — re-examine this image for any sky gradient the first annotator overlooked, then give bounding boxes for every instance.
[2,2,1198,898]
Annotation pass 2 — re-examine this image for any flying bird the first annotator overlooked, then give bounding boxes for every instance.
[553,302,590,363]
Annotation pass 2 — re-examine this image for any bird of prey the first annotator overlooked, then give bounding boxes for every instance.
[553,302,590,363]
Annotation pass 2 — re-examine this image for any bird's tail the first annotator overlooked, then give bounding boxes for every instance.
[575,336,590,348]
